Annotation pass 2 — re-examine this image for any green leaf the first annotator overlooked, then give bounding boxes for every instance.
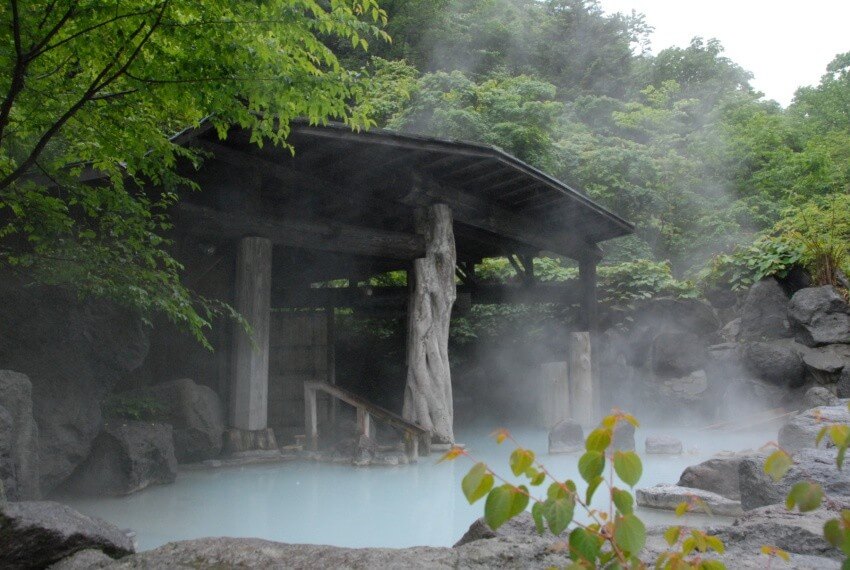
[824,519,843,547]
[484,485,528,530]
[585,475,604,505]
[531,501,545,534]
[462,462,494,504]
[578,451,605,483]
[663,525,680,546]
[699,560,727,570]
[544,495,575,536]
[585,428,612,453]
[569,527,600,561]
[613,450,642,487]
[613,514,646,554]
[764,449,793,482]
[510,448,535,477]
[786,481,824,512]
[612,487,634,515]
[547,482,569,500]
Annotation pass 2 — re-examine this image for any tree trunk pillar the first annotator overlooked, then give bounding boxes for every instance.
[578,255,600,421]
[403,203,457,444]
[230,236,272,431]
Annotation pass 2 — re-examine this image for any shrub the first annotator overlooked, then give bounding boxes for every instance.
[698,235,803,291]
[442,410,728,569]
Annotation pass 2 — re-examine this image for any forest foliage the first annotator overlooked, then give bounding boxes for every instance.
[3,0,850,339]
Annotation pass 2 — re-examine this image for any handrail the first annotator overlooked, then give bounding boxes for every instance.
[303,381,431,461]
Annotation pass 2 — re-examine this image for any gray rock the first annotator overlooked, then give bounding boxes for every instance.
[739,279,792,341]
[645,435,682,455]
[677,456,744,500]
[738,449,850,510]
[714,503,842,561]
[636,484,743,517]
[0,406,14,502]
[137,379,224,463]
[0,500,133,568]
[0,371,40,500]
[800,344,850,384]
[612,421,635,451]
[779,404,850,452]
[838,369,850,398]
[454,511,550,547]
[802,386,840,408]
[0,281,150,494]
[657,370,709,402]
[789,286,850,347]
[61,421,177,496]
[741,340,806,387]
[548,419,583,454]
[48,548,114,569]
[719,318,741,343]
[650,332,706,376]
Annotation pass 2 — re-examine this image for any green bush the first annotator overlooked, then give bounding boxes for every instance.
[698,235,803,292]
[102,394,166,422]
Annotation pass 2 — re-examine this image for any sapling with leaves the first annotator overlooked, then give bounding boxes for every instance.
[441,410,728,569]
[762,401,850,565]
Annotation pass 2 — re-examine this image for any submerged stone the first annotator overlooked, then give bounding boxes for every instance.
[547,419,583,454]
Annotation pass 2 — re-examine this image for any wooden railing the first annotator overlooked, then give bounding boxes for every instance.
[303,381,431,461]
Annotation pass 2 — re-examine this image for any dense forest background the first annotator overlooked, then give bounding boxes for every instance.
[333,0,850,294]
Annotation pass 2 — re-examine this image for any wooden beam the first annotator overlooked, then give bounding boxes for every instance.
[176,203,426,260]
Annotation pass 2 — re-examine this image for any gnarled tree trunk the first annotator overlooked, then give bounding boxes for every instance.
[403,204,456,444]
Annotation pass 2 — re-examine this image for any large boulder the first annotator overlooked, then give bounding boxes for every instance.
[738,449,850,510]
[612,422,635,451]
[800,344,850,384]
[454,512,550,547]
[779,404,850,452]
[0,500,133,568]
[548,419,583,454]
[0,371,40,500]
[789,286,850,347]
[61,421,177,496]
[636,484,742,517]
[740,340,806,387]
[739,279,792,341]
[0,281,150,494]
[677,456,745,500]
[838,369,850,398]
[650,332,706,376]
[137,379,224,463]
[645,435,682,455]
[657,370,709,403]
[802,386,840,408]
[0,406,14,502]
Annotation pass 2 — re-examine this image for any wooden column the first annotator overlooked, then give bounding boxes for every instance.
[230,236,272,431]
[578,255,600,421]
[403,203,457,444]
[568,332,594,425]
[578,256,599,334]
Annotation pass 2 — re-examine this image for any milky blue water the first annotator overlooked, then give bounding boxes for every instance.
[62,424,774,551]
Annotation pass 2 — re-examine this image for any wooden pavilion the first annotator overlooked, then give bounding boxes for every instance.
[154,119,633,453]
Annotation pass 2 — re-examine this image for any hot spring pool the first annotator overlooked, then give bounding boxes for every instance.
[61,425,775,551]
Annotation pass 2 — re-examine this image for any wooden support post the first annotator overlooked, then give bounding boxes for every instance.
[326,305,338,428]
[403,203,457,444]
[356,407,371,438]
[578,256,600,420]
[230,237,272,431]
[568,332,594,425]
[540,361,569,428]
[305,384,318,450]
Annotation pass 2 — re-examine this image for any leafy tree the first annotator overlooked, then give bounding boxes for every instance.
[0,0,388,346]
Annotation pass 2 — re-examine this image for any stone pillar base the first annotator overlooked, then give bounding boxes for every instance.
[223,428,278,455]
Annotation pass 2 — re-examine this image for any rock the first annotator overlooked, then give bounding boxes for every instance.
[658,370,709,402]
[48,548,115,569]
[222,428,278,455]
[61,421,177,496]
[800,344,850,384]
[548,419,583,454]
[677,456,744,500]
[839,369,850,398]
[803,386,840,408]
[137,379,224,462]
[650,332,706,376]
[636,484,743,517]
[738,449,850,510]
[779,404,850,452]
[454,511,549,547]
[645,435,682,455]
[0,371,40,500]
[353,435,379,466]
[739,278,792,341]
[714,503,842,561]
[0,407,15,502]
[612,421,635,451]
[719,318,741,343]
[0,280,150,494]
[789,286,850,347]
[0,500,133,568]
[741,340,806,387]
